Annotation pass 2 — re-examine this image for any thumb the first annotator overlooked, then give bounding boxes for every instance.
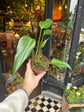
[37,71,46,80]
[27,60,32,68]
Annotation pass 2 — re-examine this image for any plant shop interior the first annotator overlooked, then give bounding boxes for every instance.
[0,0,84,112]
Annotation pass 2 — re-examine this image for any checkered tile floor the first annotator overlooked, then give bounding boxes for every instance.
[25,94,61,112]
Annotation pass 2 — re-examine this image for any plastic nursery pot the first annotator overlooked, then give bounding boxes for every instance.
[31,55,49,74]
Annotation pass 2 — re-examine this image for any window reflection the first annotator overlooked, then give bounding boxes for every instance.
[49,0,78,82]
[53,0,62,21]
[72,25,84,81]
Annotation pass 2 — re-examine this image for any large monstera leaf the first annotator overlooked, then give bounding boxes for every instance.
[12,35,36,76]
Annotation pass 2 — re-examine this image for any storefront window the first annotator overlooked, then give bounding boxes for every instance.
[0,0,45,96]
[49,0,78,82]
[72,24,84,81]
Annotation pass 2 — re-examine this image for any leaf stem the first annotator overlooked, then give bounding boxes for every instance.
[32,49,34,62]
[35,29,42,61]
[38,33,44,57]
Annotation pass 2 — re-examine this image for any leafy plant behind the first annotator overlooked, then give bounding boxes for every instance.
[12,19,71,76]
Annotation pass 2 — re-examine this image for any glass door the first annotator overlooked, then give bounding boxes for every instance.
[42,0,82,96]
[49,0,78,83]
[71,21,84,86]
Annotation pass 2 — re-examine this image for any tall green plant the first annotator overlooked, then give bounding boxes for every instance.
[12,19,71,76]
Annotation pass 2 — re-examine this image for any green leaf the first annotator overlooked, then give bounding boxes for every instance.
[39,19,52,29]
[41,38,49,48]
[43,29,52,36]
[35,61,44,66]
[49,58,72,70]
[62,0,65,6]
[12,35,36,76]
[39,21,43,29]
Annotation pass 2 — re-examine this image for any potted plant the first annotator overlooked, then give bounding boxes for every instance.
[64,85,84,103]
[12,19,71,76]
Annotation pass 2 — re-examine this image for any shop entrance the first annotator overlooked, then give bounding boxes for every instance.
[42,0,84,97]
[0,0,84,102]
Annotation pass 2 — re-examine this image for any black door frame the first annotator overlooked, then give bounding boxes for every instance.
[42,0,84,94]
[65,0,84,85]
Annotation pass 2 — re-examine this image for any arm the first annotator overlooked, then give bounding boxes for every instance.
[0,60,46,112]
[0,89,28,112]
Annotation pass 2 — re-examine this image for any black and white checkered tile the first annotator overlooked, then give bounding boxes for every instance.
[25,94,61,112]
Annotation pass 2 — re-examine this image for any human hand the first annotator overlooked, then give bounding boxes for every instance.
[22,60,46,95]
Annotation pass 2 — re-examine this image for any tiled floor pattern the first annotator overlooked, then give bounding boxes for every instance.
[25,94,61,112]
